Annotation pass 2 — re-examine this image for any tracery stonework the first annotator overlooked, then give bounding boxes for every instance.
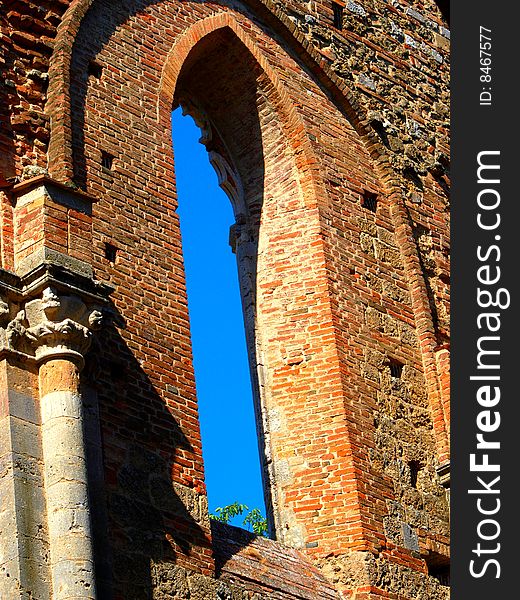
[1,1,450,599]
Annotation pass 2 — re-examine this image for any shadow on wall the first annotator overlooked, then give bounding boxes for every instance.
[83,303,212,599]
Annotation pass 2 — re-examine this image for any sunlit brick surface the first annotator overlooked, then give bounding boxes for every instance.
[1,2,450,598]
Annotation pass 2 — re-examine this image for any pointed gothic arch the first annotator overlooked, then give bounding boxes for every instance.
[20,2,451,596]
[162,19,349,539]
[46,2,449,469]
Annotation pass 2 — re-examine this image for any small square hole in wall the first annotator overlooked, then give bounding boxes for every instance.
[361,191,378,212]
[88,61,103,79]
[104,242,118,263]
[101,151,115,171]
[425,552,450,587]
[408,460,422,488]
[332,2,344,29]
[389,359,404,379]
[434,0,450,26]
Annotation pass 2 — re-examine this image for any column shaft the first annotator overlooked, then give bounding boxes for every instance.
[39,359,96,600]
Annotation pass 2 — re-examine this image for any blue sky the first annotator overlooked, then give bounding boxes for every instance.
[171,108,266,529]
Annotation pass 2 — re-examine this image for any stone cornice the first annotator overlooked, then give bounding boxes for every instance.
[0,262,113,305]
[10,174,99,207]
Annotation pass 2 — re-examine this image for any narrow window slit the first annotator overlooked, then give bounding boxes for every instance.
[171,106,267,532]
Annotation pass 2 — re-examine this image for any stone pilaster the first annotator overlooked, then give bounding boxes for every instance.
[0,356,49,600]
[1,175,111,600]
[10,175,95,278]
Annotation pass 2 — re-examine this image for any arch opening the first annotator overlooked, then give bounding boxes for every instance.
[171,106,267,530]
[172,26,309,538]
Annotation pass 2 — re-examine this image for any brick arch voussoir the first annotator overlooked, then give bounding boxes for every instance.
[48,0,395,205]
[47,0,97,183]
[47,0,380,191]
[158,12,327,213]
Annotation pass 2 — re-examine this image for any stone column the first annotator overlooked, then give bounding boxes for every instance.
[24,287,103,600]
[39,358,95,599]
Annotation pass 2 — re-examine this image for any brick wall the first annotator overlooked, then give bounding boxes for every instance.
[0,1,450,598]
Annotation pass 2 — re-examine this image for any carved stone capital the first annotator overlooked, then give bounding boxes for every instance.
[208,150,245,217]
[25,318,92,364]
[3,286,105,367]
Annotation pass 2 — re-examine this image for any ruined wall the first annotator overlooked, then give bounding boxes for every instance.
[1,1,450,599]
